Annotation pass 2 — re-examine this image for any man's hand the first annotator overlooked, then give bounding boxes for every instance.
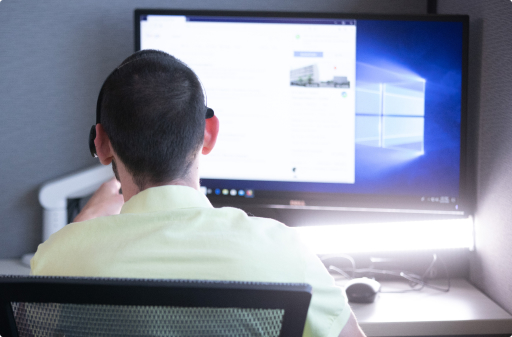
[73,178,124,223]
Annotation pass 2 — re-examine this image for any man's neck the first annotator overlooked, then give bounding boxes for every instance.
[115,155,200,202]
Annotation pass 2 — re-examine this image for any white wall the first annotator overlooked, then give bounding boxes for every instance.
[439,0,512,314]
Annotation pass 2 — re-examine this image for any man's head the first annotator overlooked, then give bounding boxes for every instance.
[93,50,213,191]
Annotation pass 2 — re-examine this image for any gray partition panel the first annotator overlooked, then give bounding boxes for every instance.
[0,0,427,258]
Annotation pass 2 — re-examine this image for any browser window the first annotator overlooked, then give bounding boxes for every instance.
[141,15,357,184]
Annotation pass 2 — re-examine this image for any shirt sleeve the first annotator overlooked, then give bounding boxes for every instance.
[298,242,351,337]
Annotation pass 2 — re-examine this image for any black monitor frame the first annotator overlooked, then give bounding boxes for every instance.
[134,9,470,222]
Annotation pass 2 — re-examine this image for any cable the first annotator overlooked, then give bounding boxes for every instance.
[321,254,356,278]
[328,266,352,279]
[421,253,438,279]
[327,253,451,293]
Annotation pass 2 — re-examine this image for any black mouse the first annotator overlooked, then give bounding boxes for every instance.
[344,277,381,303]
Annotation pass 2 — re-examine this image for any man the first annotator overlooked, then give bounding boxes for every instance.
[31,50,366,337]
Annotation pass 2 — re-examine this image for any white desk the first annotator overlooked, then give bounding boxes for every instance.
[336,278,512,336]
[1,259,511,336]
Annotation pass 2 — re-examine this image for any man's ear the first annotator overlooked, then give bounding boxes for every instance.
[202,115,219,155]
[94,124,115,165]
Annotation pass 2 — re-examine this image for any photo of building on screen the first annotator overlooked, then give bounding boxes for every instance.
[290,64,350,88]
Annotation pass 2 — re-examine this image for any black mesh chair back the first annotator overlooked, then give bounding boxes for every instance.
[0,276,312,337]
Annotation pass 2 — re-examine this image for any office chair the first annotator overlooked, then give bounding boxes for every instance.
[0,275,312,337]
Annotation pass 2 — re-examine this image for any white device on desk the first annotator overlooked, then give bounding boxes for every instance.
[21,165,114,266]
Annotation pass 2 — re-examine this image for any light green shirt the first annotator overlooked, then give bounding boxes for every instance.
[32,185,350,337]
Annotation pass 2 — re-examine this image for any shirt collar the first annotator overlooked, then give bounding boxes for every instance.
[120,185,213,214]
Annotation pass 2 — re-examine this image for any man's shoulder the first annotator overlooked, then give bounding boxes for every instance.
[31,206,307,279]
[34,206,298,256]
[44,205,292,240]
[209,206,298,236]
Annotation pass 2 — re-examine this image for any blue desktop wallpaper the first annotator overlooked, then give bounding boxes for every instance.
[204,19,464,198]
[348,19,463,197]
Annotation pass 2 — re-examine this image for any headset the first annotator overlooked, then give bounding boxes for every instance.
[89,50,214,158]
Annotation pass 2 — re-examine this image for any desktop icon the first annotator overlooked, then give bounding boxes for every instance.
[222,189,229,195]
[238,189,245,196]
[230,189,237,196]
[245,189,254,198]
[207,189,212,194]
[215,188,221,195]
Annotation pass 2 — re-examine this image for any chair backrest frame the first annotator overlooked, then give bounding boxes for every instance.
[0,275,312,337]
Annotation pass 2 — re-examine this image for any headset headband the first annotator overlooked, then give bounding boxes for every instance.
[89,51,214,157]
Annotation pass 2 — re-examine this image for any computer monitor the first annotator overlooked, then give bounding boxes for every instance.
[135,10,469,224]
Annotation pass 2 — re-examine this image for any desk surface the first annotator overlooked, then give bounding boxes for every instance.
[336,278,512,336]
[1,259,511,336]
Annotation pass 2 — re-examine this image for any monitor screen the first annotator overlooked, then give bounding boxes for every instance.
[135,10,469,221]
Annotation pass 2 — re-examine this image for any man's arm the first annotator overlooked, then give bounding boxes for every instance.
[73,178,124,222]
[339,310,367,337]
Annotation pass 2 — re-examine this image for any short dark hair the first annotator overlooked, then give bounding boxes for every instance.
[100,50,206,190]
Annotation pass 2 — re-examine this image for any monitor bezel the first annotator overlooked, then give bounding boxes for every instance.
[134,9,470,218]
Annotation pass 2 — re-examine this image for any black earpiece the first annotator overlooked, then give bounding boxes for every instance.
[206,107,214,119]
[88,79,105,158]
[88,125,97,158]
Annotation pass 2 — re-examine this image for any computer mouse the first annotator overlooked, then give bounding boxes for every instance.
[344,277,381,303]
